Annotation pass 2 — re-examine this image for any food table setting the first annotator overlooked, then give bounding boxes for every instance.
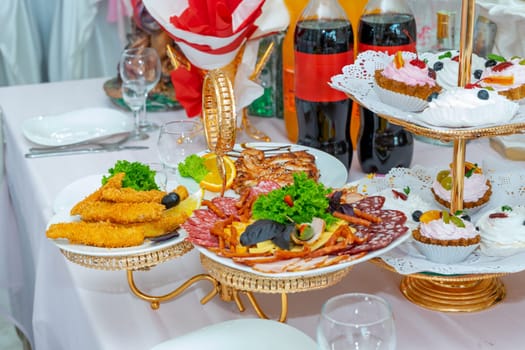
[2,1,525,350]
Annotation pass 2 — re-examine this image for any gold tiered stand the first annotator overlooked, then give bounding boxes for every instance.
[361,0,525,312]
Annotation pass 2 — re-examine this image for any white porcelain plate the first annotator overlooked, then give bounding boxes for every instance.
[150,319,317,350]
[22,107,133,146]
[175,142,349,195]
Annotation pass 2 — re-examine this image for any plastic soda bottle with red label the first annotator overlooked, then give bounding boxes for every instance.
[357,0,416,174]
[294,0,354,170]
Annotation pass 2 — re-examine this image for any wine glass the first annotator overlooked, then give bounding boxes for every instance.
[119,47,161,139]
[317,293,396,350]
[157,120,205,174]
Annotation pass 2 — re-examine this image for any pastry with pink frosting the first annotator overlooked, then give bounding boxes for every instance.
[413,210,480,264]
[374,51,442,112]
[431,162,492,212]
[479,55,525,103]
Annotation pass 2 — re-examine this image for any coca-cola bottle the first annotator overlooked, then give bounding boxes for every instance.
[294,0,354,170]
[357,0,416,174]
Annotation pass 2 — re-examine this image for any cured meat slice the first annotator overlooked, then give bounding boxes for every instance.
[370,209,407,225]
[352,196,385,212]
[211,197,238,217]
[344,224,409,254]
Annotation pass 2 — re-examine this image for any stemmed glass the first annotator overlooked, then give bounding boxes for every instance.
[119,47,161,140]
[317,293,396,350]
[157,120,205,174]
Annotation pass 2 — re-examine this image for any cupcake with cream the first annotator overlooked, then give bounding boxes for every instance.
[420,50,486,90]
[431,162,492,212]
[477,205,525,257]
[413,209,480,264]
[479,56,525,103]
[419,86,519,128]
[374,51,442,112]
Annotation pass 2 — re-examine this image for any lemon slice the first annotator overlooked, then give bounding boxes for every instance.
[199,153,237,192]
[143,189,203,238]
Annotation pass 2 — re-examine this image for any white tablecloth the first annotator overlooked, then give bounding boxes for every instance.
[1,77,525,350]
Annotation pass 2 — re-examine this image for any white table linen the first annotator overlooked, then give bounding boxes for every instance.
[1,77,525,349]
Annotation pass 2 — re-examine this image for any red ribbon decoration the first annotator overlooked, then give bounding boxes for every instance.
[170,65,204,118]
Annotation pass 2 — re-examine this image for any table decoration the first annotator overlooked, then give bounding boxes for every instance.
[143,0,289,141]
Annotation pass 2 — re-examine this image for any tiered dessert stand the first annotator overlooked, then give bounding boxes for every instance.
[355,0,525,312]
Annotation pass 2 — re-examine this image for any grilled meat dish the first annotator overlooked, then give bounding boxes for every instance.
[231,148,319,194]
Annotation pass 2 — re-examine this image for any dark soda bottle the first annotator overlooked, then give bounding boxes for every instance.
[294,0,354,170]
[357,0,416,174]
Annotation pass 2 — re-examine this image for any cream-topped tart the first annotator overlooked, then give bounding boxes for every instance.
[477,205,525,256]
[413,210,480,264]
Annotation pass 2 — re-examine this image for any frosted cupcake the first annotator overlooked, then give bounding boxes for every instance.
[374,51,442,112]
[477,205,525,257]
[431,162,492,212]
[420,50,486,90]
[413,210,480,264]
[479,56,525,103]
[419,87,519,128]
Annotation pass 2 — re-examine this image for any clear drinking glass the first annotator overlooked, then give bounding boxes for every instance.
[157,120,205,173]
[317,293,396,350]
[119,47,161,139]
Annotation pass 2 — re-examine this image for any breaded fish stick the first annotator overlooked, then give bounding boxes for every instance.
[70,173,125,215]
[46,221,144,248]
[101,187,166,203]
[74,201,166,224]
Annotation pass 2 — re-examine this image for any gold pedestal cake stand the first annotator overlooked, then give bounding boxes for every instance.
[60,240,220,310]
[355,0,525,312]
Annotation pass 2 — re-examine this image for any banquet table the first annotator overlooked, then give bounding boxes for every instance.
[1,77,525,350]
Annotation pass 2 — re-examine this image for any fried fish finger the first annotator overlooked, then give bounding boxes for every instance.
[46,221,144,248]
[101,187,166,203]
[75,201,166,224]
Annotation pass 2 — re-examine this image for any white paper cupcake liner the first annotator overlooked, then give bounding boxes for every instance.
[374,85,429,112]
[414,240,480,264]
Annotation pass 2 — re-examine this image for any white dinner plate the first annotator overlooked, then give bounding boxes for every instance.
[150,319,317,350]
[195,228,411,278]
[175,142,349,194]
[22,107,133,146]
[48,211,187,257]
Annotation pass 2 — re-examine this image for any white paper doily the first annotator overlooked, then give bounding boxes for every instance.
[351,165,525,275]
[329,51,525,130]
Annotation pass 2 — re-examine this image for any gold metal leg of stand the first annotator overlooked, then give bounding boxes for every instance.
[240,109,271,142]
[127,270,219,310]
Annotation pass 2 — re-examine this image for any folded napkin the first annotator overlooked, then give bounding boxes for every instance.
[476,0,525,57]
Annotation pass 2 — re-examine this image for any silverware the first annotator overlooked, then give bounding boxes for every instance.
[25,145,149,158]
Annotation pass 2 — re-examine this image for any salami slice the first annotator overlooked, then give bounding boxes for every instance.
[211,197,238,217]
[368,209,407,225]
[344,223,408,254]
[352,196,385,212]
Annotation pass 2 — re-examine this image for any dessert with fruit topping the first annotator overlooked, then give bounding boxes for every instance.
[479,55,525,103]
[374,51,442,112]
[420,50,486,90]
[476,205,525,256]
[412,209,480,264]
[431,162,492,212]
[419,86,519,127]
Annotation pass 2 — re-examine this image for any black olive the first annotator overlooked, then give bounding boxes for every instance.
[473,69,483,80]
[461,214,471,222]
[477,89,489,100]
[433,61,444,71]
[427,92,439,102]
[485,59,497,67]
[161,192,180,209]
[412,210,423,222]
